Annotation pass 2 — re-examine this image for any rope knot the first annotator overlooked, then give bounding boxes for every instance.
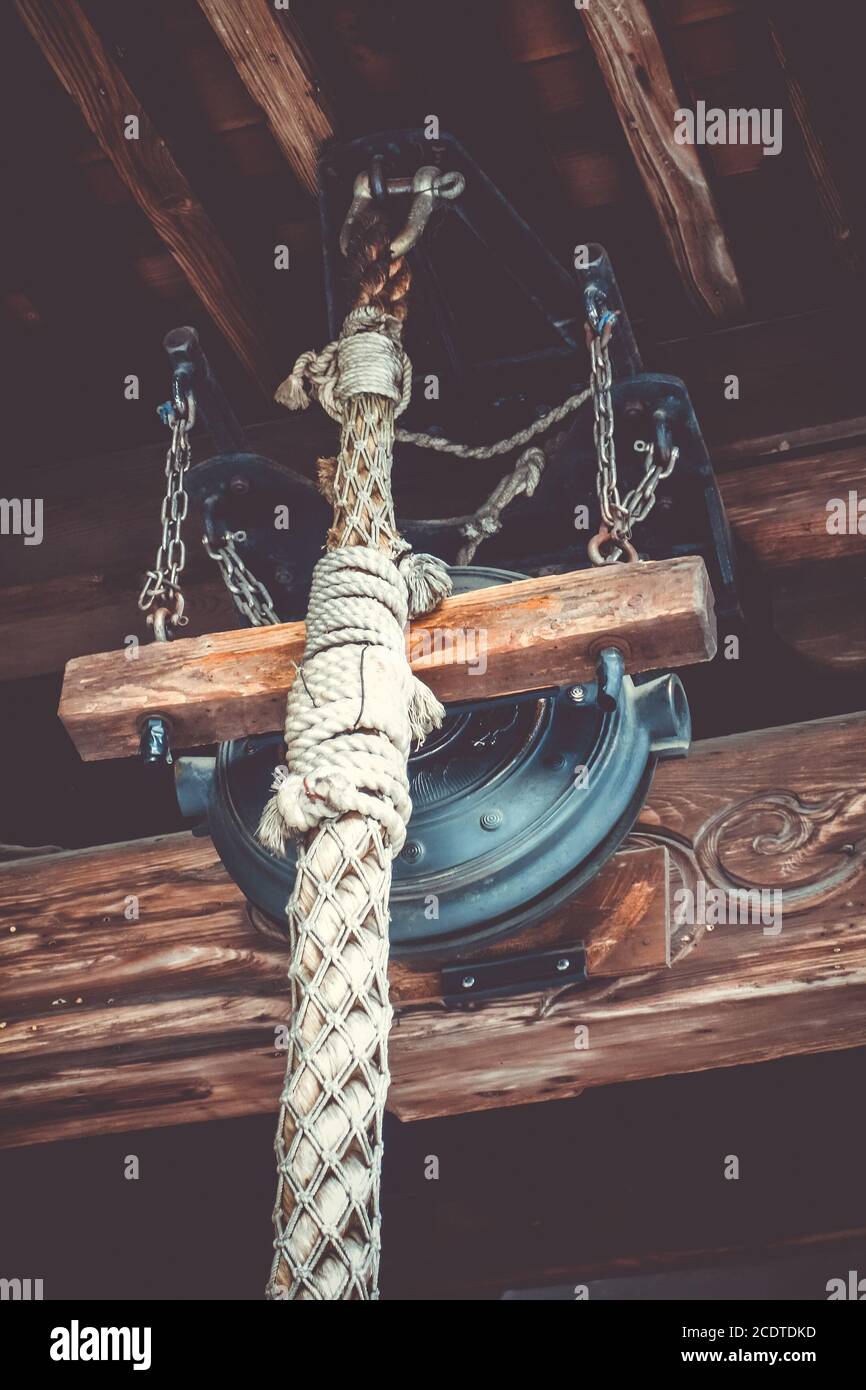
[258,546,449,857]
[274,307,412,422]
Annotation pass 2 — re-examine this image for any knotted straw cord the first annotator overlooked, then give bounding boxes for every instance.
[260,213,451,1300]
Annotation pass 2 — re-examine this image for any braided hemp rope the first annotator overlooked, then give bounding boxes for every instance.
[260,214,450,1300]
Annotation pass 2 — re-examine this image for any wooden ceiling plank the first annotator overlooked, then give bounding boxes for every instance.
[579,0,744,320]
[195,0,333,195]
[14,0,274,392]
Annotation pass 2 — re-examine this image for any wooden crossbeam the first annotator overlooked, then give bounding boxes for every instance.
[196,0,333,196]
[14,0,274,391]
[720,445,866,571]
[3,422,865,685]
[580,0,744,319]
[58,557,716,761]
[2,709,865,1146]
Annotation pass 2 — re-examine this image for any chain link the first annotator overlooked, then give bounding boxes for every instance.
[587,315,679,564]
[138,382,195,636]
[139,375,282,634]
[203,531,281,627]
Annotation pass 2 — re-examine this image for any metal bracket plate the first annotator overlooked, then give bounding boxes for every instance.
[442,946,588,1005]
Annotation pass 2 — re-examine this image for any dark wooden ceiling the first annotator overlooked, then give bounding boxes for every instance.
[2,0,865,473]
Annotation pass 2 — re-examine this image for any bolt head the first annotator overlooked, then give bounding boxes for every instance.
[568,685,586,704]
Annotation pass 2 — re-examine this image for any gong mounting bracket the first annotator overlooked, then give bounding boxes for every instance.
[317,129,738,619]
[442,945,588,1007]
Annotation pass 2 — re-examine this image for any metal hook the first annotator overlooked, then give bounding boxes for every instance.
[339,164,466,259]
[653,409,674,470]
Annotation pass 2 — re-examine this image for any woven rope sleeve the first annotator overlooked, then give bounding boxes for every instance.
[269,812,393,1298]
[261,225,451,1300]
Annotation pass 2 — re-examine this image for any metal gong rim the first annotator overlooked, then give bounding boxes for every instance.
[201,567,689,961]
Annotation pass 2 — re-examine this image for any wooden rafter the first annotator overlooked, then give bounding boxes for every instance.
[580,0,744,320]
[195,0,333,196]
[14,0,274,391]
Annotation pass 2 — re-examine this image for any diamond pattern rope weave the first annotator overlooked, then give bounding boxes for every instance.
[268,815,392,1299]
[263,215,451,1300]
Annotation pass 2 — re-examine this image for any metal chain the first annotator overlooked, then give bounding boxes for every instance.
[138,381,195,638]
[139,374,282,634]
[587,314,679,565]
[203,530,281,627]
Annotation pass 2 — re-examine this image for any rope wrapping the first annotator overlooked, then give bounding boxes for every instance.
[258,545,440,855]
[261,219,451,1299]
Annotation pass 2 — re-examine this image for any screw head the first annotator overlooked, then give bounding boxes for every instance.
[402,839,424,863]
[461,975,476,990]
[568,685,586,704]
[480,809,503,831]
[556,957,570,972]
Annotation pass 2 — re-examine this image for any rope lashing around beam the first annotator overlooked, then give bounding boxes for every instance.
[259,213,451,1300]
[258,546,443,853]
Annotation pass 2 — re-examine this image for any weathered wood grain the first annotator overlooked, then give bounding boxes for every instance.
[58,556,717,761]
[14,0,273,390]
[0,842,668,1147]
[2,710,865,1144]
[393,710,866,1117]
[580,0,743,319]
[719,445,866,571]
[2,404,863,682]
[196,0,332,196]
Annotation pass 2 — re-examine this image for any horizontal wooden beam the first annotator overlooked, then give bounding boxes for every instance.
[58,556,716,761]
[394,708,866,1118]
[0,842,668,1149]
[580,0,743,319]
[3,710,866,1144]
[14,0,274,391]
[3,420,864,684]
[720,444,866,571]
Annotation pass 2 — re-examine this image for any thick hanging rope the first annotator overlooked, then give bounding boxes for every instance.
[259,214,451,1300]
